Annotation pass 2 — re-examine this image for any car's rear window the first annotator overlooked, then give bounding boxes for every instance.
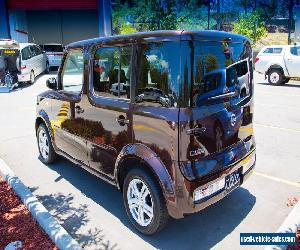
[181,40,252,107]
[43,45,63,52]
[263,47,282,54]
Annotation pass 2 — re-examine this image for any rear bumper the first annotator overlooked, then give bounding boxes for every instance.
[17,72,30,82]
[167,149,256,219]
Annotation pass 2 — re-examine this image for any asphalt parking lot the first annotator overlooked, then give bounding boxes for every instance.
[0,72,300,250]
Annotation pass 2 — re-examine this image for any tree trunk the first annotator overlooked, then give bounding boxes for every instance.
[288,0,294,45]
[207,1,211,29]
[217,0,221,30]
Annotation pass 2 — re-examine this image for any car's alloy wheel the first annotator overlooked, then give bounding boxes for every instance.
[38,128,49,160]
[36,124,57,164]
[127,178,154,227]
[269,72,279,84]
[268,69,283,85]
[123,168,169,235]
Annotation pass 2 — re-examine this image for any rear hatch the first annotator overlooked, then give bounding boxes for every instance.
[179,37,255,181]
[43,44,64,62]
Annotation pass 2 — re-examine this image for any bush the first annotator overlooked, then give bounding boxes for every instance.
[233,11,267,44]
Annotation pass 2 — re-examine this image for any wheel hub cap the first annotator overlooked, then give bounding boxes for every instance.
[270,72,279,83]
[127,178,153,227]
[38,129,49,160]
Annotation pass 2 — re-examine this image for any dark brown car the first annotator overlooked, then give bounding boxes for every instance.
[35,30,256,235]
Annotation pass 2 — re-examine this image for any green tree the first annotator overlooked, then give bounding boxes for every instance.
[233,11,267,44]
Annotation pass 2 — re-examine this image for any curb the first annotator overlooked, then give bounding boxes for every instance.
[0,159,83,250]
[265,201,300,250]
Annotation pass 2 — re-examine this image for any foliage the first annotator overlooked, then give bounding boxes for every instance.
[233,11,267,44]
[120,23,137,34]
[177,0,216,30]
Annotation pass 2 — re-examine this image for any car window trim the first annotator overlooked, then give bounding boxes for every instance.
[58,48,84,97]
[90,43,134,102]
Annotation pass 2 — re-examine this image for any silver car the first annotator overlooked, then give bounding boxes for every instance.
[42,43,64,69]
[18,43,49,84]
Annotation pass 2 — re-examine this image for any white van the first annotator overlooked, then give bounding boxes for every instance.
[18,43,49,84]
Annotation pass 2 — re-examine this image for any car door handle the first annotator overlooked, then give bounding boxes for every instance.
[116,115,129,126]
[75,105,84,113]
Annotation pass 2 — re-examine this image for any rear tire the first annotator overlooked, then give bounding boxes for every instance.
[268,69,283,85]
[37,124,57,164]
[123,167,169,235]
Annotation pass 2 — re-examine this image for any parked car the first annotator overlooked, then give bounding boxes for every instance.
[36,30,256,235]
[18,43,49,84]
[255,44,300,85]
[42,43,64,69]
[0,40,48,88]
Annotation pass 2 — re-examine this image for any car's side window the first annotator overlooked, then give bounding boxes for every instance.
[61,50,84,94]
[290,46,300,56]
[133,42,179,107]
[93,46,131,99]
[263,47,282,54]
[21,47,32,60]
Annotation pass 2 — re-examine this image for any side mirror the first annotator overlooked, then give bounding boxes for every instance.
[46,77,57,90]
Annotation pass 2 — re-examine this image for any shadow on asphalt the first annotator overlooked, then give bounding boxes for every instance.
[35,157,256,250]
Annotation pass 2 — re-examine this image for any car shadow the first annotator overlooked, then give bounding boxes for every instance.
[41,157,256,250]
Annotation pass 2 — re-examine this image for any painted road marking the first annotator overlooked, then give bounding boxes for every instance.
[133,124,157,132]
[254,171,300,189]
[254,123,300,133]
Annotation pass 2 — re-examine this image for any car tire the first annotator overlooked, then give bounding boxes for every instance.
[37,123,57,164]
[45,62,50,74]
[123,167,169,235]
[268,69,283,85]
[29,71,35,84]
[282,78,290,84]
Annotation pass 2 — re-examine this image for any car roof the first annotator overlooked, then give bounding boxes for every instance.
[19,43,38,49]
[43,43,63,46]
[67,30,250,49]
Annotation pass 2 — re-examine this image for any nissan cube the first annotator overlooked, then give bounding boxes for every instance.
[35,30,256,235]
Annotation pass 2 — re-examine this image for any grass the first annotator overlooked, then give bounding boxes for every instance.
[254,32,294,50]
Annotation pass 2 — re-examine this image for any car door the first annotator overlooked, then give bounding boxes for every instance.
[285,46,300,77]
[50,49,88,165]
[82,45,133,179]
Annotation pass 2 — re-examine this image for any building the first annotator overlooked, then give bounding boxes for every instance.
[0,0,112,44]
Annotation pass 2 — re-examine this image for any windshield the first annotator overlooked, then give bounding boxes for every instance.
[43,45,63,52]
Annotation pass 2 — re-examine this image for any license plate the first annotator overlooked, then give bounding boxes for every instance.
[225,169,240,190]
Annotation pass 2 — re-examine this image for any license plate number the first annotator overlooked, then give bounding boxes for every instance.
[225,170,240,190]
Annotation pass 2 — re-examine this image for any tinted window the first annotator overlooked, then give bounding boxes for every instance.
[30,46,42,56]
[185,41,251,107]
[134,42,180,107]
[263,47,282,54]
[21,47,32,60]
[61,50,84,94]
[43,45,63,52]
[290,46,300,56]
[93,46,131,99]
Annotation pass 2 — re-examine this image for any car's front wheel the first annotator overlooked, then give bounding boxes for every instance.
[268,69,283,85]
[37,124,57,164]
[123,167,169,235]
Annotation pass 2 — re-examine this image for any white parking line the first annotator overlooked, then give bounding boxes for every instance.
[254,171,300,189]
[254,123,300,133]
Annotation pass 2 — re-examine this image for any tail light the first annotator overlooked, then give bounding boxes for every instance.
[254,57,259,63]
[21,65,26,70]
